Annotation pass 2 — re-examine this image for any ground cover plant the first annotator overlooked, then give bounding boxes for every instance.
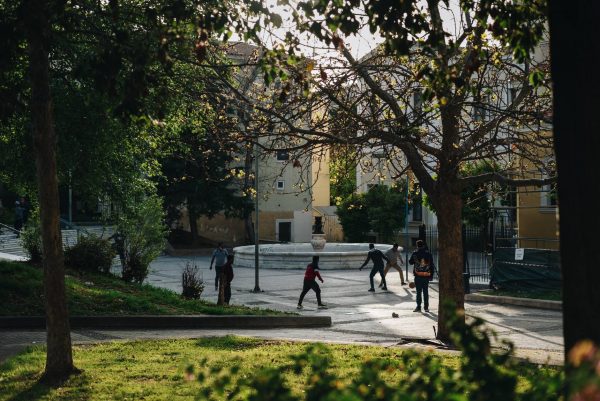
[0,261,285,316]
[483,289,562,302]
[0,335,562,401]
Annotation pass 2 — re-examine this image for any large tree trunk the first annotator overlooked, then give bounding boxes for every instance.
[25,0,74,383]
[434,186,464,343]
[549,1,600,357]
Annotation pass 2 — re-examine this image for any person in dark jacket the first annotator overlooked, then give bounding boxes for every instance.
[409,240,435,312]
[359,243,390,292]
[223,255,234,305]
[297,256,327,309]
[210,242,228,292]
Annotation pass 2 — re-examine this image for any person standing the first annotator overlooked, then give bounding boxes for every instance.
[223,254,234,305]
[409,240,435,312]
[209,242,228,292]
[20,197,30,225]
[297,255,327,309]
[379,243,406,287]
[13,200,24,234]
[359,243,389,292]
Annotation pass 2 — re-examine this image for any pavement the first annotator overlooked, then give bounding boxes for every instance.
[0,255,564,365]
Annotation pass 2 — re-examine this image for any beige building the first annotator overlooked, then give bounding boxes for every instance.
[187,43,332,245]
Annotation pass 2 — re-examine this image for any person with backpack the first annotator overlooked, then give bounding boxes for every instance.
[359,243,390,292]
[210,242,228,292]
[297,255,327,309]
[409,240,436,312]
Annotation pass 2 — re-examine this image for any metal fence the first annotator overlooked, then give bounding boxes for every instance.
[419,223,519,284]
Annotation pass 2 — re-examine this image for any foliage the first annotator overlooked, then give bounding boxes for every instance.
[157,104,251,231]
[19,208,42,263]
[187,306,564,401]
[424,161,510,228]
[566,340,600,401]
[64,235,116,274]
[329,146,357,206]
[460,161,511,228]
[182,261,205,300]
[116,194,167,283]
[337,184,407,243]
[0,261,287,316]
[336,195,370,242]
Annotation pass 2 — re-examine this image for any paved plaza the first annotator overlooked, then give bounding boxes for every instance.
[0,255,564,364]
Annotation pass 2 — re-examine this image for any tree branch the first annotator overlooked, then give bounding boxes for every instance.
[458,171,556,189]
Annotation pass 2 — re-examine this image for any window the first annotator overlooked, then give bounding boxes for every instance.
[473,94,490,121]
[413,91,423,114]
[473,103,487,121]
[276,179,285,190]
[276,150,289,161]
[508,87,519,105]
[540,161,557,208]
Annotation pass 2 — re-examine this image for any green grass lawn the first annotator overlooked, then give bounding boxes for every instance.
[0,261,287,316]
[0,337,561,401]
[484,288,562,301]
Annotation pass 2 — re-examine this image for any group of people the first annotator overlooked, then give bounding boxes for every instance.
[299,240,435,313]
[208,240,436,314]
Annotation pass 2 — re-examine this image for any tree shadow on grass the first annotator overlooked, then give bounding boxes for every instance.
[6,369,92,401]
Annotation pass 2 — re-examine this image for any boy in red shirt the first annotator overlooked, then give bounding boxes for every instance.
[297,256,327,309]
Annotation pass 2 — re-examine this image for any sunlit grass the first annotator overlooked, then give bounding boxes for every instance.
[0,261,287,316]
[0,336,560,401]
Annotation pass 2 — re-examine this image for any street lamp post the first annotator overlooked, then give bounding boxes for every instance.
[405,174,410,278]
[232,106,261,292]
[253,126,261,292]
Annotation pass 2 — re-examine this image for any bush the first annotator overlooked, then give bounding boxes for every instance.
[19,209,42,263]
[188,304,564,401]
[64,234,116,274]
[567,340,600,401]
[181,261,204,299]
[336,184,408,243]
[116,194,167,283]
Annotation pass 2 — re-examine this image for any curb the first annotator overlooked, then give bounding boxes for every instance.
[0,315,332,330]
[465,293,562,311]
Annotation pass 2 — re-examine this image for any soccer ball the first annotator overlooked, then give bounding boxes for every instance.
[408,282,416,289]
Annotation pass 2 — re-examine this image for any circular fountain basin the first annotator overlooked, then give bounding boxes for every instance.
[233,243,400,270]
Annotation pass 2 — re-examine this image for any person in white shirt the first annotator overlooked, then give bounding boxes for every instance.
[379,243,406,287]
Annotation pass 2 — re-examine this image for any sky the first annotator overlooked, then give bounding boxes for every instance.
[252,0,464,60]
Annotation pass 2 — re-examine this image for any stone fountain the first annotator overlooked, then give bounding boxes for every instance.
[233,217,396,269]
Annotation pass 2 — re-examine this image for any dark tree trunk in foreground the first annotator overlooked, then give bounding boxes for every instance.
[433,187,464,343]
[549,1,600,357]
[25,0,74,382]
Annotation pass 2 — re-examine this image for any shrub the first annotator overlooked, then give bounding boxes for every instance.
[117,194,167,283]
[336,184,408,243]
[64,234,116,274]
[19,209,42,262]
[567,340,600,401]
[181,261,204,299]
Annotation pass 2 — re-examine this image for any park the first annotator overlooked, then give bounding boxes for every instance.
[0,0,599,400]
